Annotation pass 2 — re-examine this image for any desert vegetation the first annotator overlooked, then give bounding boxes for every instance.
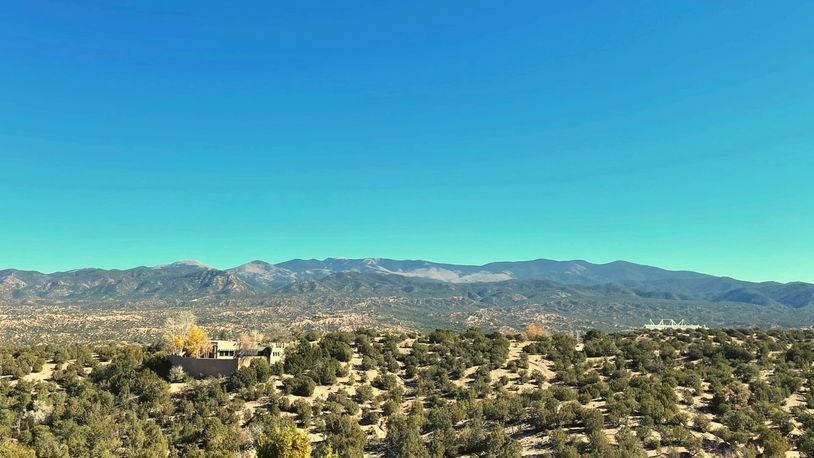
[2,326,814,456]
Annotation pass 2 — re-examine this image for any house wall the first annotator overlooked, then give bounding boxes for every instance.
[267,343,287,364]
[167,355,271,378]
[167,355,239,378]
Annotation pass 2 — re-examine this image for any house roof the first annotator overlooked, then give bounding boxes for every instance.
[211,340,269,352]
[211,340,239,351]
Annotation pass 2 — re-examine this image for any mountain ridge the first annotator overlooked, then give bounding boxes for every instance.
[1,257,812,309]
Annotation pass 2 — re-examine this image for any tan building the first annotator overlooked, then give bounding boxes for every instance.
[170,339,289,378]
[201,339,288,361]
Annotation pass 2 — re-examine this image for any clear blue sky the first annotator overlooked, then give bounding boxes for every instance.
[1,1,812,282]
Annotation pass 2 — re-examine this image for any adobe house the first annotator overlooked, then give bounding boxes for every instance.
[168,339,288,378]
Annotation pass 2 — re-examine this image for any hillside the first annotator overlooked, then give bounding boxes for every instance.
[4,327,814,456]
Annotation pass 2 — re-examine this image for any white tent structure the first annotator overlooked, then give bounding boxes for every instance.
[643,319,707,330]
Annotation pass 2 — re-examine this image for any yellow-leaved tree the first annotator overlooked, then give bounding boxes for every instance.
[171,335,184,353]
[164,334,184,355]
[524,324,549,340]
[184,325,210,358]
[163,312,196,355]
[313,444,340,458]
[256,425,311,458]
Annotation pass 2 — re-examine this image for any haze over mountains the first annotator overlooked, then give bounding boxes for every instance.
[1,257,813,310]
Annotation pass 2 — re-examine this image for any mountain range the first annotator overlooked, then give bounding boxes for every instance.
[1,257,813,310]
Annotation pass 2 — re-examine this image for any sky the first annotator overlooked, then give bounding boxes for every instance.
[1,1,813,282]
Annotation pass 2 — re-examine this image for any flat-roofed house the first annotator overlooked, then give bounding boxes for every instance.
[207,340,238,359]
[168,339,288,378]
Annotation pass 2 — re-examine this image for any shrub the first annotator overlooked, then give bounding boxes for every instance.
[284,375,316,397]
[256,424,311,458]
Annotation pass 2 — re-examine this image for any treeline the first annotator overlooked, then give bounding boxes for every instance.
[2,327,814,456]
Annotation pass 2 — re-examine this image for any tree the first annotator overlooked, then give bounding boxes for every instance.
[227,366,257,391]
[478,429,521,458]
[384,414,429,458]
[313,444,340,458]
[256,425,311,458]
[291,399,312,426]
[373,374,399,391]
[759,429,789,457]
[798,430,814,457]
[184,326,210,358]
[323,414,365,458]
[250,357,272,382]
[582,408,605,433]
[615,428,647,458]
[239,331,264,357]
[284,375,315,397]
[524,324,549,340]
[320,334,353,362]
[165,335,184,355]
[0,438,36,458]
[354,385,373,404]
[164,312,196,355]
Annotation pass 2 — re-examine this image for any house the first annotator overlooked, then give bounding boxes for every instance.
[266,341,287,363]
[204,340,254,359]
[202,340,288,362]
[168,339,289,378]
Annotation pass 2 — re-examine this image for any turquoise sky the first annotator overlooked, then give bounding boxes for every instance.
[1,2,812,282]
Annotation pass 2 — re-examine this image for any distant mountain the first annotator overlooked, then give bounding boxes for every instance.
[226,260,298,289]
[283,271,464,297]
[1,257,813,310]
[270,257,711,284]
[271,271,781,308]
[274,258,514,282]
[255,257,813,308]
[0,262,248,300]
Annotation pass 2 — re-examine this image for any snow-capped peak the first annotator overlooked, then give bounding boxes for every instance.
[156,260,214,270]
